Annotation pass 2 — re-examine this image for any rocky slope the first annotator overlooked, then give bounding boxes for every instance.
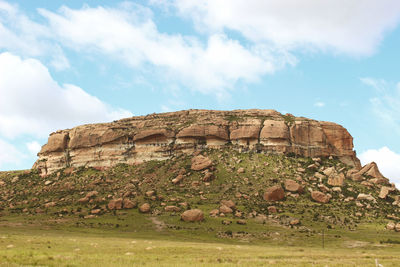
[1,148,399,233]
[33,109,361,176]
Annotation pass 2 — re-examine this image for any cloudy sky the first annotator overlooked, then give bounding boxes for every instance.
[1,0,400,186]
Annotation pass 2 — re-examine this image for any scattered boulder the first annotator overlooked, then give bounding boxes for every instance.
[108,198,123,210]
[356,162,386,179]
[314,172,326,181]
[263,185,285,201]
[268,206,277,213]
[284,179,303,193]
[91,209,102,215]
[328,173,345,186]
[86,191,98,199]
[164,205,181,212]
[323,167,335,177]
[386,222,395,230]
[44,202,56,208]
[222,220,232,225]
[191,155,213,171]
[123,199,137,209]
[379,186,390,199]
[220,200,236,209]
[357,194,376,202]
[209,209,219,217]
[237,167,245,174]
[145,190,155,197]
[172,174,184,184]
[237,219,247,225]
[139,203,151,213]
[219,205,233,214]
[203,171,214,182]
[290,219,300,225]
[311,191,330,203]
[181,209,204,222]
[396,223,400,232]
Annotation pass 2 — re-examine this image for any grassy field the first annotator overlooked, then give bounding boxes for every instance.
[0,212,399,266]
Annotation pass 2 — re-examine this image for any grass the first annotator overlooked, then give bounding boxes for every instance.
[0,221,399,266]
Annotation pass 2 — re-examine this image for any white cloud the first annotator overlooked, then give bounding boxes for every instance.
[314,101,325,108]
[0,0,70,70]
[360,77,400,134]
[26,141,41,156]
[0,52,132,138]
[0,138,25,168]
[165,0,400,56]
[359,147,400,189]
[37,4,295,97]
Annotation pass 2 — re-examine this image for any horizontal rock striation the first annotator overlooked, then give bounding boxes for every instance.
[33,109,361,176]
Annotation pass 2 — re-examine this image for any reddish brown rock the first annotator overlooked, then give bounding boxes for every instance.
[311,191,330,203]
[123,199,137,209]
[356,162,387,180]
[327,173,345,186]
[34,109,363,175]
[284,179,303,193]
[108,198,123,210]
[263,186,285,201]
[379,186,390,199]
[181,209,204,222]
[139,203,151,213]
[267,206,277,213]
[219,205,233,214]
[191,155,213,171]
[164,205,181,212]
[220,200,236,209]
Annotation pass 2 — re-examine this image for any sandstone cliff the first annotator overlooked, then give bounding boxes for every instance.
[33,109,361,176]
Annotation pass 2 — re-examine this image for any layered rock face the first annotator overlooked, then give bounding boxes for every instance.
[33,109,361,176]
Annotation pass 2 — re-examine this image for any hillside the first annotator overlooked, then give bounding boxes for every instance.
[1,110,400,266]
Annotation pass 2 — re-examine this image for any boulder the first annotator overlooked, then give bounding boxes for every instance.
[267,206,277,213]
[108,198,123,210]
[191,155,213,171]
[311,191,330,203]
[263,186,285,201]
[123,199,137,209]
[356,162,386,179]
[220,200,236,209]
[284,179,303,193]
[396,223,400,232]
[323,167,335,177]
[379,186,390,199]
[219,205,233,214]
[181,209,204,222]
[327,173,345,186]
[209,209,220,217]
[164,205,181,212]
[139,203,151,213]
[357,194,376,202]
[237,219,247,225]
[386,222,395,230]
[172,174,184,184]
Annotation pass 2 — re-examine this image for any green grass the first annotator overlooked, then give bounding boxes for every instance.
[0,219,399,266]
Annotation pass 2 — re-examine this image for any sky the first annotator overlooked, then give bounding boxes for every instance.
[0,0,400,187]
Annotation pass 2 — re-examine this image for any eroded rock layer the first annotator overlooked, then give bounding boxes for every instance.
[33,109,361,175]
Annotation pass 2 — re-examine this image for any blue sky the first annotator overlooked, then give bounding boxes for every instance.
[1,0,400,186]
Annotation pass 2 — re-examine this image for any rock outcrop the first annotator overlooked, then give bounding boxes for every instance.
[33,109,362,176]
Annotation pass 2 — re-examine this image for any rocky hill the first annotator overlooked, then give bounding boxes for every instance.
[33,109,361,176]
[1,109,400,239]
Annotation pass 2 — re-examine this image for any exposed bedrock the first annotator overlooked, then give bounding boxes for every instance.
[33,109,361,176]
